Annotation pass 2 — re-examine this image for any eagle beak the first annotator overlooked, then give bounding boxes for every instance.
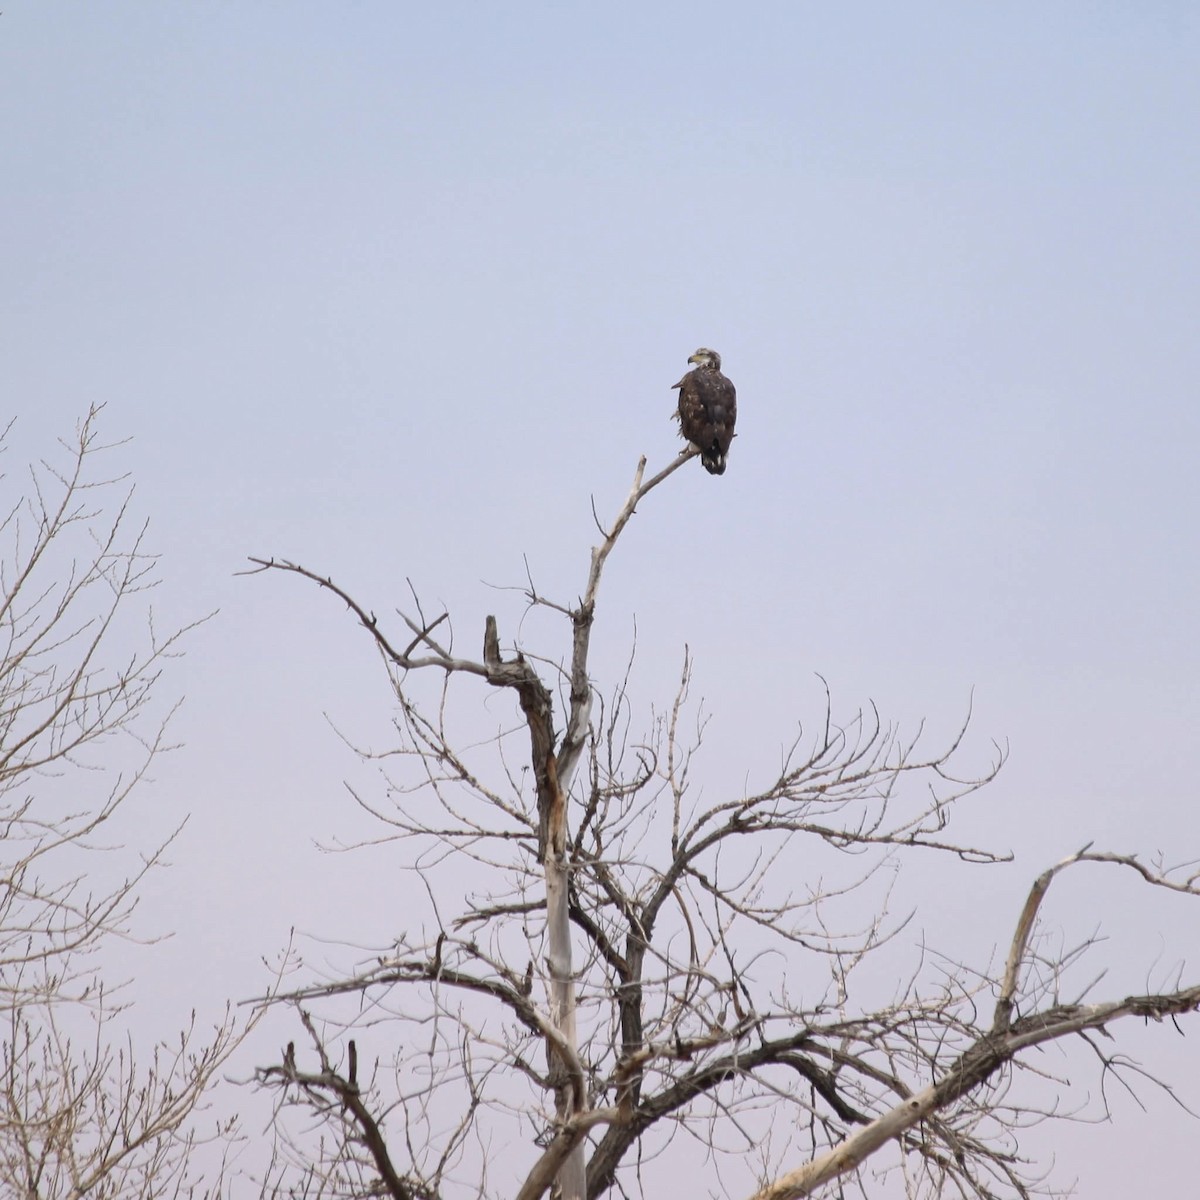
[687,353,702,365]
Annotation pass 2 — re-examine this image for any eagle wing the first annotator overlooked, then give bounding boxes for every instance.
[673,368,737,474]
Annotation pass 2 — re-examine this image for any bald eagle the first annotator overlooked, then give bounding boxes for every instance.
[672,348,736,475]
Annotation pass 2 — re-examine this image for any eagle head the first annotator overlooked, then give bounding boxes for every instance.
[687,347,722,370]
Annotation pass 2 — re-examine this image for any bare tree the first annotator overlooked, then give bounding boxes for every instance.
[250,447,1200,1200]
[0,409,254,1199]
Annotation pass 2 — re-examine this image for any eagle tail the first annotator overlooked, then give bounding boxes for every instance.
[700,450,727,475]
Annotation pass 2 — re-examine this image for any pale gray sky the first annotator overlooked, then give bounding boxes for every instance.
[3,3,1199,1195]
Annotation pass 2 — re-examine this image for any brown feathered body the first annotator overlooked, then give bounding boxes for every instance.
[672,348,737,475]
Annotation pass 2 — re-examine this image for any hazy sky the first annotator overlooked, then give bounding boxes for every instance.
[3,4,1200,1196]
